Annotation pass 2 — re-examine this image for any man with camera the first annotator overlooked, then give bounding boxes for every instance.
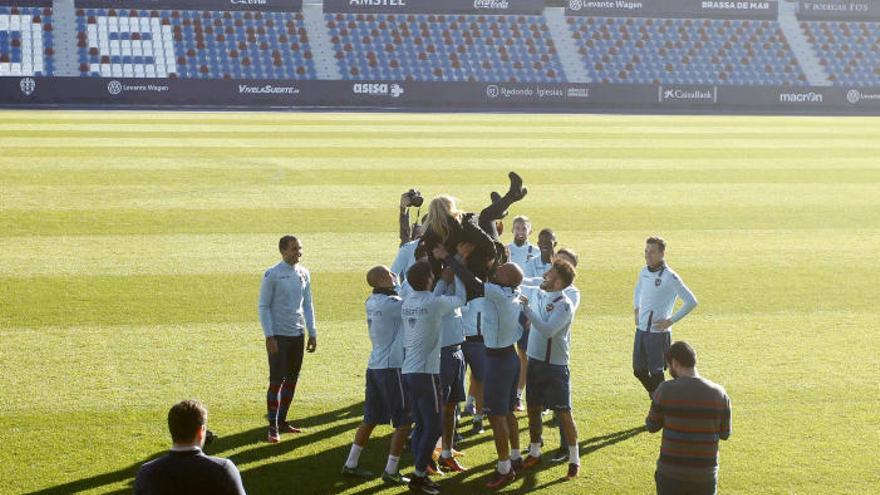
[258,235,317,443]
[392,189,424,285]
[134,400,246,495]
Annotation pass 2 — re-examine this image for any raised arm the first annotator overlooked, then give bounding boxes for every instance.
[435,276,466,316]
[443,254,485,298]
[399,196,412,246]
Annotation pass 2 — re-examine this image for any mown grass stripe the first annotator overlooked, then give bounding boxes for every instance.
[1,266,871,328]
[0,229,877,277]
[4,183,877,211]
[2,205,878,236]
[3,167,880,187]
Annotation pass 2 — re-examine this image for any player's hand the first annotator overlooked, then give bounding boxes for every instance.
[653,319,672,331]
[456,242,475,259]
[441,266,455,284]
[518,295,529,306]
[433,245,449,260]
[265,336,279,355]
[400,193,411,208]
[307,336,317,353]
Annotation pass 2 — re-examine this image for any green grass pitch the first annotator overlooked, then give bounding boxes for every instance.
[1,110,878,494]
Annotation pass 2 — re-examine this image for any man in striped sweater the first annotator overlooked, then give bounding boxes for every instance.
[646,341,732,495]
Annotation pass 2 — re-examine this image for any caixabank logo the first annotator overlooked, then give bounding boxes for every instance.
[659,85,717,104]
[353,82,405,98]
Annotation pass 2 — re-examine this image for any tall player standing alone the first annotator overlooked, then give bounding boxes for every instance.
[632,237,698,399]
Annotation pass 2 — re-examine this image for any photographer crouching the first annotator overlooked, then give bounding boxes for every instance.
[134,400,245,495]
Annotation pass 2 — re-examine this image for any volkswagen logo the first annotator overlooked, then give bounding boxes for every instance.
[846,89,861,105]
[107,80,123,95]
[569,0,584,11]
[486,85,500,98]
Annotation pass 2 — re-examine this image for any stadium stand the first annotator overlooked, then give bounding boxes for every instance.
[801,20,880,87]
[0,4,54,76]
[2,0,879,93]
[566,16,808,86]
[75,7,317,79]
[326,13,566,82]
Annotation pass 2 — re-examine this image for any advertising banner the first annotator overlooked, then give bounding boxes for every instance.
[74,0,303,13]
[1,0,52,7]
[2,76,878,113]
[564,0,778,19]
[797,1,880,20]
[323,0,545,15]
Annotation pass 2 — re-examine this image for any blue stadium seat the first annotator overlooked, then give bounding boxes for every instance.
[567,16,807,86]
[0,5,54,76]
[75,7,317,79]
[802,20,880,87]
[326,13,566,82]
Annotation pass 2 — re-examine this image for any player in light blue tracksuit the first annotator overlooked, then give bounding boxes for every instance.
[633,237,698,399]
[401,261,466,495]
[519,259,581,481]
[438,245,529,490]
[341,266,413,485]
[258,235,317,443]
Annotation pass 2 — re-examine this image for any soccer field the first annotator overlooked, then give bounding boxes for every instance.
[1,110,878,495]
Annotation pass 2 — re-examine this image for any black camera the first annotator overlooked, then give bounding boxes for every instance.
[204,429,216,447]
[403,189,424,208]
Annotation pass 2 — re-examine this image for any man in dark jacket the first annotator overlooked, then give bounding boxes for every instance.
[134,400,246,495]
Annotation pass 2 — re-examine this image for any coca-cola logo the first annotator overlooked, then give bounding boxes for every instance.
[474,0,510,9]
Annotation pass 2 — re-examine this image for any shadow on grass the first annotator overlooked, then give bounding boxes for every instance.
[27,403,645,495]
[25,401,363,495]
[344,424,646,495]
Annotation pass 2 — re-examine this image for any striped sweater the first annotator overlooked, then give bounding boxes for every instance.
[646,376,732,483]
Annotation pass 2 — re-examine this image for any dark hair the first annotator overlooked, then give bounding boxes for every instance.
[279,235,299,252]
[556,248,578,267]
[168,399,207,444]
[665,341,697,368]
[414,241,429,261]
[539,228,555,240]
[407,261,434,291]
[552,259,576,288]
[646,236,666,253]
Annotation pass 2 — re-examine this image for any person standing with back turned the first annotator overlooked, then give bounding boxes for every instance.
[646,341,731,495]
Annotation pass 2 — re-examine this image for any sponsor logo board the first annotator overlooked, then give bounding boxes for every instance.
[778,91,824,104]
[107,79,170,95]
[485,84,565,100]
[238,83,300,95]
[845,88,880,105]
[659,85,717,104]
[19,77,36,96]
[353,82,405,98]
